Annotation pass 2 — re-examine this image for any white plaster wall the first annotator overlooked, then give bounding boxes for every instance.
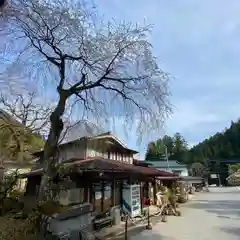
[86,139,103,158]
[180,169,189,177]
[157,167,189,177]
[86,139,134,164]
[58,139,86,163]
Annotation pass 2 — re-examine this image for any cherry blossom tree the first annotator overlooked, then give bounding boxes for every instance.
[0,0,171,200]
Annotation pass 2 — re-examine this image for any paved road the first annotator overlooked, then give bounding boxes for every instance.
[131,187,240,240]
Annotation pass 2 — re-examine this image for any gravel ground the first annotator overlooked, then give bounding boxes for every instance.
[130,187,240,240]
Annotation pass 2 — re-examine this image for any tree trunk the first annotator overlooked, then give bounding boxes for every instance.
[38,92,67,201]
[0,166,4,197]
[17,134,24,163]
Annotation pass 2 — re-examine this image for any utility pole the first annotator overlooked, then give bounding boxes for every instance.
[164,145,170,171]
[216,161,221,187]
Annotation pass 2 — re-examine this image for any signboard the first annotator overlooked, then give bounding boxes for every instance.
[122,184,141,217]
[211,174,217,179]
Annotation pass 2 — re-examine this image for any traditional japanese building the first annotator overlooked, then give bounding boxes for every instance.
[21,125,179,234]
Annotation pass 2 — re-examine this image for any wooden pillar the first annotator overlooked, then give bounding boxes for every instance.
[146,181,149,199]
[111,177,115,207]
[120,180,123,207]
[84,179,90,202]
[148,182,152,201]
[101,181,104,212]
[153,178,157,205]
[90,182,95,211]
[140,182,143,212]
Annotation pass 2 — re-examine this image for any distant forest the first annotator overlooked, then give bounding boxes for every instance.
[145,120,240,165]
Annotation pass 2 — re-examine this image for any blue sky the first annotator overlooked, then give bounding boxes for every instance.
[94,0,240,158]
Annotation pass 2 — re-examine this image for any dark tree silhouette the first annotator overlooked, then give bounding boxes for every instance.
[0,0,5,8]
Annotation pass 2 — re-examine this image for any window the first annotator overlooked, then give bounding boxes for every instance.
[91,182,114,212]
[69,188,85,204]
[59,190,69,205]
[103,183,112,211]
[93,183,102,212]
[102,152,108,158]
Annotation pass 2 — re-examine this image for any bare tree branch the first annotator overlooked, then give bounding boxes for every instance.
[0,90,52,134]
[0,0,172,200]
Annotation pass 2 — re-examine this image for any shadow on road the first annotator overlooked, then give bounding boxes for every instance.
[209,190,240,194]
[220,227,240,236]
[186,200,240,218]
[130,233,176,240]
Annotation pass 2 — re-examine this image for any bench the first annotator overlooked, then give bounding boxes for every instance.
[93,211,113,231]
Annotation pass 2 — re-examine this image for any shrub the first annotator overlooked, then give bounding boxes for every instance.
[0,214,37,240]
[0,201,61,240]
[0,197,24,215]
[37,200,63,216]
[227,170,240,186]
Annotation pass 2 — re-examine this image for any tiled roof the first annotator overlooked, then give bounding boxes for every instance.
[21,157,177,178]
[133,159,152,167]
[145,160,187,168]
[33,122,138,157]
[180,176,203,181]
[69,157,175,177]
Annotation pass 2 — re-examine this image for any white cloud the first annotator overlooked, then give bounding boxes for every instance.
[166,101,220,133]
[93,0,240,157]
[166,98,240,146]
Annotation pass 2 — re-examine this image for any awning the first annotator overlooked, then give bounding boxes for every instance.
[180,176,203,183]
[21,157,177,178]
[156,176,180,180]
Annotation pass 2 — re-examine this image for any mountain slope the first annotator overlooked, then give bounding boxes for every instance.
[0,109,44,162]
[188,120,240,163]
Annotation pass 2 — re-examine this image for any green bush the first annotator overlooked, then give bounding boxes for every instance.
[0,197,24,215]
[0,201,60,240]
[0,214,37,240]
[37,200,63,216]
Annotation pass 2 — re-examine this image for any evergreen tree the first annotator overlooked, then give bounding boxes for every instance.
[145,120,240,166]
[145,133,188,162]
[162,135,174,156]
[145,140,165,160]
[187,120,240,163]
